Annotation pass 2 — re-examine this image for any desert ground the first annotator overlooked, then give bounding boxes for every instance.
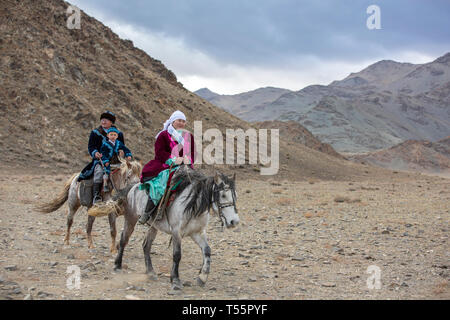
[0,169,448,300]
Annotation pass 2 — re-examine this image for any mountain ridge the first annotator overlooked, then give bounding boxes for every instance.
[197,53,450,154]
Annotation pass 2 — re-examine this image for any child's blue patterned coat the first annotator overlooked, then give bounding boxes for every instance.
[100,140,132,175]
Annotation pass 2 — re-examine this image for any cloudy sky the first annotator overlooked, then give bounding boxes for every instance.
[69,0,450,94]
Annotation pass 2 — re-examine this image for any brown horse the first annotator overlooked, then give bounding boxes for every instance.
[35,159,142,253]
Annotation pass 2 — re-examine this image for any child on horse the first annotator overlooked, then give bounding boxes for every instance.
[100,127,133,193]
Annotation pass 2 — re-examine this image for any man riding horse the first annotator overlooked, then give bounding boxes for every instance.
[78,111,126,204]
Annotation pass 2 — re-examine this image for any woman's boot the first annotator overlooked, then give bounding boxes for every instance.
[138,198,156,224]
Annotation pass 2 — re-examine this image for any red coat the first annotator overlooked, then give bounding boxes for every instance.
[141,130,196,182]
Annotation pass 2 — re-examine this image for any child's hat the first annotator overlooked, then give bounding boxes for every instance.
[106,127,120,135]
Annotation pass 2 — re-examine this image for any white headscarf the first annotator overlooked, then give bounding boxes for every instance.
[155,110,187,144]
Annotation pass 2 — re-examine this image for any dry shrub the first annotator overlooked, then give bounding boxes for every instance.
[316,211,327,217]
[432,280,448,295]
[334,196,361,203]
[334,195,350,203]
[49,230,65,236]
[276,197,293,206]
[273,189,283,194]
[303,212,314,218]
[303,211,327,218]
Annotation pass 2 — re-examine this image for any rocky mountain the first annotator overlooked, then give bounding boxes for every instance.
[253,121,344,159]
[194,88,219,100]
[348,136,450,176]
[0,0,391,182]
[198,54,450,154]
[195,86,291,119]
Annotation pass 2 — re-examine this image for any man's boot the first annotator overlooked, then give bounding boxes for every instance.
[103,179,110,193]
[138,199,157,225]
[92,182,103,205]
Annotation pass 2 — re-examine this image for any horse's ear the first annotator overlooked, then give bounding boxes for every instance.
[214,172,222,184]
[232,173,236,181]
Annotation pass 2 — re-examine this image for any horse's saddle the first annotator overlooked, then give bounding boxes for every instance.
[79,178,114,207]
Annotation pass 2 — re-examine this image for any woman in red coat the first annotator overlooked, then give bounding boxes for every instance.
[139,110,195,224]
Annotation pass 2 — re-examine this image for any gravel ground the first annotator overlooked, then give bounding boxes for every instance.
[0,172,448,300]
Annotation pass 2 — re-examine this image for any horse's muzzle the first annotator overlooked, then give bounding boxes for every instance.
[227,218,240,228]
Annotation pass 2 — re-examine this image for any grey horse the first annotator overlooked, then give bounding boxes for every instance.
[88,165,240,290]
[35,159,142,253]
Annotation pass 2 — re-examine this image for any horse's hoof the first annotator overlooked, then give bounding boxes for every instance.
[113,266,122,273]
[146,271,158,281]
[171,279,183,291]
[196,276,206,287]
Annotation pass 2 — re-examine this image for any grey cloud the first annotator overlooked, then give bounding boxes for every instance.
[70,0,450,67]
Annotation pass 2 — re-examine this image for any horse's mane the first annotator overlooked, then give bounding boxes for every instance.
[172,166,213,217]
[172,166,235,217]
[118,158,142,177]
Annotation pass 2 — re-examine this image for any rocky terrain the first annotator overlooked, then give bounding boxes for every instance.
[196,54,450,154]
[0,169,448,300]
[348,136,450,177]
[253,120,344,160]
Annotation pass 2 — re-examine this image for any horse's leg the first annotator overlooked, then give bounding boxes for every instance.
[170,231,183,290]
[114,213,138,271]
[142,226,158,280]
[86,214,95,249]
[108,213,117,254]
[64,187,80,246]
[191,231,211,287]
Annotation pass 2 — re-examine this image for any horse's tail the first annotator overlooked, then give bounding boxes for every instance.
[87,184,135,217]
[34,173,78,214]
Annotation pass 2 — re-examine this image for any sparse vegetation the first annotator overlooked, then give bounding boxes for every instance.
[276,197,293,206]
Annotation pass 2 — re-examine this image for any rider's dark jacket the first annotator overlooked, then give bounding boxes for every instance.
[78,126,125,181]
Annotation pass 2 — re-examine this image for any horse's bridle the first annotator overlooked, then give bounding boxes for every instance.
[212,182,238,225]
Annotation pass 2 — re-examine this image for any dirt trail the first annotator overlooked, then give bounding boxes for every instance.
[0,172,449,300]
